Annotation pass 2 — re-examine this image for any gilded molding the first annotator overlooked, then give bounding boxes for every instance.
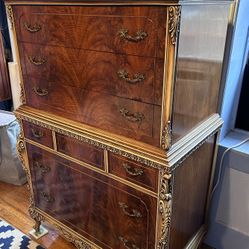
[170,129,219,171]
[56,226,92,249]
[161,121,171,150]
[6,5,14,29]
[16,117,31,186]
[158,172,172,249]
[19,114,221,173]
[16,116,43,228]
[20,84,26,104]
[29,200,45,225]
[20,115,166,170]
[168,6,181,45]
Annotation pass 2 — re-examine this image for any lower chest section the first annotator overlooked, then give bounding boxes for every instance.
[26,143,158,249]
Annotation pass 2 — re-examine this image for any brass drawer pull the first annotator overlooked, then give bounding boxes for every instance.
[119,236,140,249]
[118,29,148,43]
[31,128,44,138]
[117,70,145,84]
[120,108,144,123]
[34,161,51,176]
[118,202,142,218]
[23,22,41,33]
[28,56,46,66]
[41,192,54,203]
[33,86,48,96]
[122,163,144,176]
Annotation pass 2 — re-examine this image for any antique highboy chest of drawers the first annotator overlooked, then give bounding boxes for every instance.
[5,0,234,248]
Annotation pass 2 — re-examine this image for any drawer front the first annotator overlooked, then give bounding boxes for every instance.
[56,133,104,170]
[109,153,158,192]
[20,43,163,105]
[27,144,156,249]
[22,120,53,148]
[14,6,167,58]
[24,81,161,147]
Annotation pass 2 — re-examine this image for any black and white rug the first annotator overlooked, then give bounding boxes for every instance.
[0,219,45,249]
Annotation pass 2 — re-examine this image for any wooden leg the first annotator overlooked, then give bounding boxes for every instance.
[33,218,41,234]
[30,218,48,239]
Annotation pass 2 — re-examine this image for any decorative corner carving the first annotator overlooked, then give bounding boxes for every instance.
[16,116,41,230]
[29,205,44,224]
[161,121,171,150]
[17,134,25,165]
[168,6,181,45]
[56,226,92,249]
[6,5,14,29]
[158,172,172,249]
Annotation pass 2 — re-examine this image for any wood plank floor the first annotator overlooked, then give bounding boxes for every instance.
[0,181,74,249]
[0,181,213,249]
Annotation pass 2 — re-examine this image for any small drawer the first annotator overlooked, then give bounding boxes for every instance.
[22,120,53,148]
[109,153,158,192]
[56,133,104,170]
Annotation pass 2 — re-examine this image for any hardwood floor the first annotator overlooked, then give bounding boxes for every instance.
[0,181,74,249]
[0,181,213,249]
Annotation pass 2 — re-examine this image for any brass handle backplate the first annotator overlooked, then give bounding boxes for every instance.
[41,192,54,203]
[117,70,145,84]
[122,163,144,176]
[28,56,46,66]
[120,108,144,123]
[118,29,148,42]
[118,202,142,218]
[119,236,140,249]
[31,128,44,138]
[34,161,51,176]
[33,86,48,96]
[24,22,41,33]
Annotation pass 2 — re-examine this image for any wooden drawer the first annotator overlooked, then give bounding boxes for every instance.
[13,6,167,58]
[20,43,163,105]
[26,143,157,249]
[22,120,53,148]
[109,153,158,192]
[56,133,104,170]
[24,81,161,147]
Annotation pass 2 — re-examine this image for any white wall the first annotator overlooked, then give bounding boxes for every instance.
[205,0,249,248]
[220,0,249,139]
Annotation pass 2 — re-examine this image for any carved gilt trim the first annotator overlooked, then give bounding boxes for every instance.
[29,201,45,224]
[56,226,93,249]
[158,172,172,249]
[161,121,171,150]
[16,116,43,225]
[20,84,26,105]
[20,115,166,170]
[6,5,14,29]
[168,6,181,45]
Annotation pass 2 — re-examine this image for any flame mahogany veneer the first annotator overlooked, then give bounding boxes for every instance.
[8,1,233,248]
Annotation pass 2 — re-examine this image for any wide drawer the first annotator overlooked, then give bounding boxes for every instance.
[109,153,158,192]
[24,80,161,147]
[20,43,163,105]
[56,133,104,170]
[27,143,157,249]
[13,5,167,58]
[22,120,53,148]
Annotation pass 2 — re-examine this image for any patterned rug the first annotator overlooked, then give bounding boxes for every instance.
[0,219,45,249]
